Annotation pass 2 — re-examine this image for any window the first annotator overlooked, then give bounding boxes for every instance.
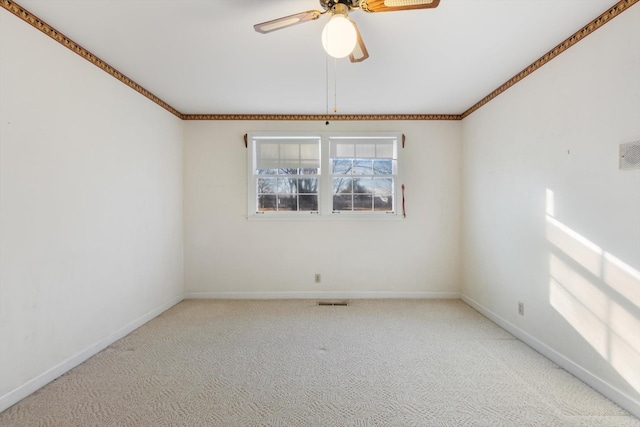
[330,137,397,213]
[253,137,321,213]
[248,132,402,219]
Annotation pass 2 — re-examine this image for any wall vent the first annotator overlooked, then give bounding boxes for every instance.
[317,301,349,306]
[619,141,640,170]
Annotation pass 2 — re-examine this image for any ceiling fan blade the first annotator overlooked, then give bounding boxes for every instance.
[254,10,323,34]
[360,0,440,12]
[349,21,369,63]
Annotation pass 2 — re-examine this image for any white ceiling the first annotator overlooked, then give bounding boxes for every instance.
[12,0,618,115]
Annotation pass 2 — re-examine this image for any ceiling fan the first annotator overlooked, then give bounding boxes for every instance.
[254,0,440,63]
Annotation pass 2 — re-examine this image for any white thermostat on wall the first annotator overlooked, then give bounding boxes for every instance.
[619,141,640,170]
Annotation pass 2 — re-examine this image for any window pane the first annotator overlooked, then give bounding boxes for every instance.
[279,144,299,162]
[332,159,352,175]
[334,143,355,158]
[333,194,353,211]
[298,178,318,194]
[257,178,277,194]
[373,159,393,175]
[300,168,319,175]
[300,144,320,164]
[299,195,318,211]
[373,178,393,197]
[333,177,353,194]
[278,168,299,175]
[354,195,373,211]
[352,159,373,175]
[258,195,277,211]
[277,178,298,194]
[255,139,321,170]
[353,178,373,194]
[257,168,278,175]
[374,195,393,211]
[355,144,375,158]
[376,142,395,159]
[256,143,279,169]
[277,195,297,211]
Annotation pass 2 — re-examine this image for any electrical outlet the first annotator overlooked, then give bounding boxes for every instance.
[315,273,321,283]
[518,301,524,316]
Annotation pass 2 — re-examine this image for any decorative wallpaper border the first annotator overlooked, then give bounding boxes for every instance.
[2,0,637,121]
[182,114,461,121]
[461,0,638,119]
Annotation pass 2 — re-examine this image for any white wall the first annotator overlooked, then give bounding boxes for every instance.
[461,5,640,416]
[184,120,462,299]
[0,9,184,410]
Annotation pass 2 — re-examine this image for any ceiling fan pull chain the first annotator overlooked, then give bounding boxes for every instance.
[333,56,337,113]
[325,54,329,117]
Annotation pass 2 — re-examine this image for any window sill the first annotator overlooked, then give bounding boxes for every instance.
[247,213,405,221]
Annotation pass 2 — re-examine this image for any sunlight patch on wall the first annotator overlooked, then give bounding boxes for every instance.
[547,215,604,278]
[549,273,607,358]
[546,189,640,393]
[604,252,640,307]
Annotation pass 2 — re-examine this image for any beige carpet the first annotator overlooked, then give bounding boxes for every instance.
[1,299,638,426]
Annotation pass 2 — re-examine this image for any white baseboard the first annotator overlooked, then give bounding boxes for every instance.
[461,294,640,419]
[185,291,461,300]
[0,294,183,413]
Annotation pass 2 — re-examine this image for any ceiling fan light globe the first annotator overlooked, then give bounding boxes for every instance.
[321,15,357,58]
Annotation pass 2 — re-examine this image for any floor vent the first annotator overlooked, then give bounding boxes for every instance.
[317,301,349,306]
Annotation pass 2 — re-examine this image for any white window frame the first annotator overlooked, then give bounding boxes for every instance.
[247,131,403,221]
